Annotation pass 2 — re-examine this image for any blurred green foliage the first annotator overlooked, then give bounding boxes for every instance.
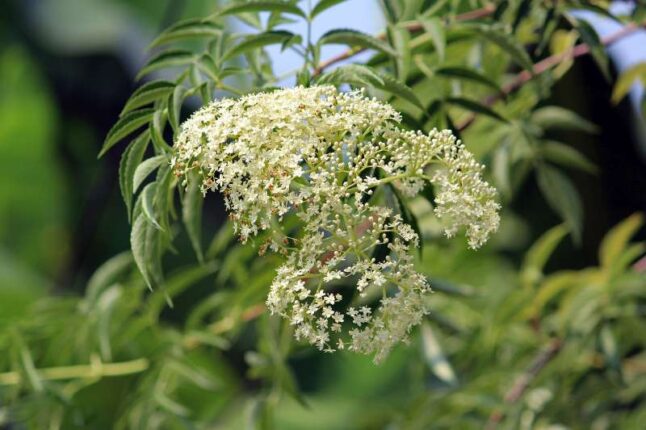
[0,0,645,429]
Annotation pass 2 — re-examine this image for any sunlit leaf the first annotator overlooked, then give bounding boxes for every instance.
[213,0,307,19]
[100,108,155,157]
[318,29,397,57]
[310,0,347,18]
[599,213,644,269]
[150,18,222,48]
[120,81,175,116]
[136,50,195,81]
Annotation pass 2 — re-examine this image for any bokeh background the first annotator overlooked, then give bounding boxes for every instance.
[1,1,645,429]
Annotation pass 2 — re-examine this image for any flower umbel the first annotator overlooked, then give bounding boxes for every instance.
[173,85,500,362]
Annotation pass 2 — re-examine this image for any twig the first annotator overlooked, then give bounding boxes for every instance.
[485,338,563,430]
[312,4,496,77]
[456,22,643,131]
[0,357,149,386]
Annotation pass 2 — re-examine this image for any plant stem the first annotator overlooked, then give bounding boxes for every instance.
[484,338,563,429]
[456,22,645,131]
[0,357,149,386]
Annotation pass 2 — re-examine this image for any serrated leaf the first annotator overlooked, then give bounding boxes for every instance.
[120,81,175,116]
[86,252,133,304]
[376,73,424,110]
[536,164,583,244]
[549,29,577,79]
[133,155,167,194]
[611,62,646,104]
[140,182,161,230]
[213,0,306,18]
[492,142,511,198]
[183,176,204,263]
[136,50,195,81]
[421,322,458,387]
[168,85,187,134]
[222,31,299,61]
[522,224,569,287]
[570,16,610,81]
[131,213,154,288]
[435,66,502,94]
[311,0,346,18]
[470,25,536,75]
[388,24,411,80]
[541,141,597,173]
[445,97,507,122]
[149,18,222,48]
[318,29,397,57]
[317,64,384,87]
[599,213,644,269]
[419,16,445,61]
[119,131,150,220]
[150,109,172,153]
[531,106,598,134]
[154,165,173,232]
[100,108,155,158]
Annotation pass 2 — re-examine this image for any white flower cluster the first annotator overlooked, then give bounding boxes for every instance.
[173,85,500,362]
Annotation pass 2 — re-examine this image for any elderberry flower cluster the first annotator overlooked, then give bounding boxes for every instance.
[172,85,500,362]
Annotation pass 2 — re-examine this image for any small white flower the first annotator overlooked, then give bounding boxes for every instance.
[174,85,500,362]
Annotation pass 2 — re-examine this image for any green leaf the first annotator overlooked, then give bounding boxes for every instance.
[421,322,457,387]
[120,81,175,116]
[167,85,187,134]
[445,97,507,122]
[611,62,646,104]
[183,176,204,263]
[419,16,445,61]
[141,182,161,230]
[376,73,424,110]
[435,66,502,94]
[100,108,155,158]
[222,31,300,61]
[318,29,397,57]
[154,165,173,232]
[213,1,306,19]
[136,50,195,81]
[541,141,597,173]
[599,213,644,269]
[133,155,167,194]
[531,106,598,134]
[599,324,621,373]
[131,213,154,289]
[150,109,172,153]
[310,0,347,18]
[536,164,583,243]
[86,252,133,304]
[522,223,569,287]
[149,18,222,48]
[469,25,536,76]
[317,64,384,87]
[119,131,150,221]
[387,24,411,80]
[570,16,611,81]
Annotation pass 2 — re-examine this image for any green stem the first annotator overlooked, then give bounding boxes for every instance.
[0,357,149,386]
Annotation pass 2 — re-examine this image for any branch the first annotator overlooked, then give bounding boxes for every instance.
[312,4,496,77]
[0,357,149,386]
[456,22,643,131]
[485,338,563,430]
